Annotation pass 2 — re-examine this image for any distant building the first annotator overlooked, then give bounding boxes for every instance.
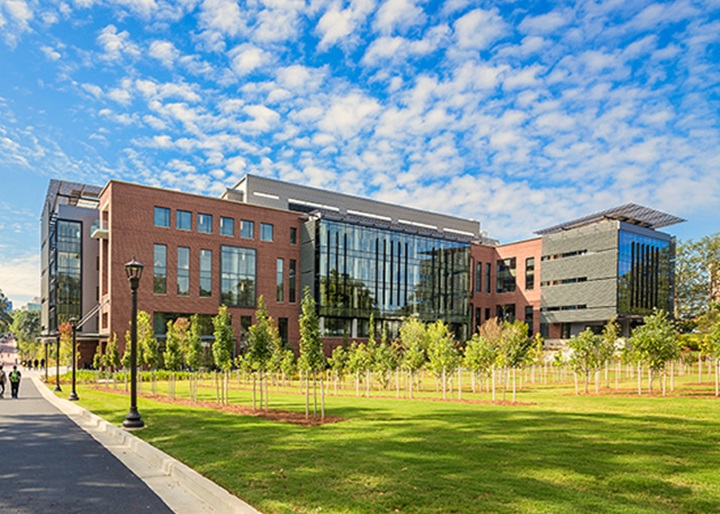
[40,175,684,359]
[26,297,41,312]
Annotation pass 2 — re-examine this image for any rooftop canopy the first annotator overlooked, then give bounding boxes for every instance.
[535,203,686,235]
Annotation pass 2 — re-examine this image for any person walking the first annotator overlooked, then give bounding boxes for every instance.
[0,365,6,398]
[9,365,21,399]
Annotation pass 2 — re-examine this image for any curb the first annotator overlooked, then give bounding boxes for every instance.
[31,374,261,514]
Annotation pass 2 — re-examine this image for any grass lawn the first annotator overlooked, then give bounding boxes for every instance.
[67,374,720,513]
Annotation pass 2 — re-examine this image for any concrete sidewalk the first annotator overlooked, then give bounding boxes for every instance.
[1,371,260,514]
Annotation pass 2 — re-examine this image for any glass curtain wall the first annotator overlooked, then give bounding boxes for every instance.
[316,219,470,337]
[617,230,675,315]
[50,219,82,328]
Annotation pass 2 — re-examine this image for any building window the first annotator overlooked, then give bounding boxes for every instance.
[475,262,482,293]
[240,315,252,346]
[289,259,297,303]
[525,257,535,290]
[176,210,191,231]
[154,207,170,228]
[200,249,212,297]
[53,219,82,326]
[475,307,481,331]
[261,223,273,242]
[485,263,491,293]
[220,217,234,236]
[277,258,284,302]
[290,227,298,245]
[497,304,515,322]
[177,247,190,296]
[198,213,212,233]
[154,244,167,294]
[220,245,256,307]
[525,305,534,335]
[496,258,516,293]
[485,307,490,322]
[240,220,254,239]
[278,318,289,345]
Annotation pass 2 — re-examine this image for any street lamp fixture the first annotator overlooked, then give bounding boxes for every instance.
[68,317,79,401]
[123,257,145,429]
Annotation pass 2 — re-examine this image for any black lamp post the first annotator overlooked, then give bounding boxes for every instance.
[123,257,145,429]
[68,317,79,401]
[54,334,62,392]
[44,341,49,383]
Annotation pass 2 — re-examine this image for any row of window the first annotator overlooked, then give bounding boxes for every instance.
[472,304,535,335]
[473,257,535,294]
[153,243,297,305]
[154,206,298,244]
[540,276,588,287]
[541,249,587,261]
[543,304,588,312]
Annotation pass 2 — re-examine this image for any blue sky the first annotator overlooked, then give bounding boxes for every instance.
[0,0,718,307]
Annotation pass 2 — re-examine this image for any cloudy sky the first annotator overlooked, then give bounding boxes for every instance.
[0,0,718,307]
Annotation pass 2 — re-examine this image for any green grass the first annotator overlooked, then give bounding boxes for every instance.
[67,374,720,513]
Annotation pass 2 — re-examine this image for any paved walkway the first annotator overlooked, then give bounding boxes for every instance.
[0,373,174,514]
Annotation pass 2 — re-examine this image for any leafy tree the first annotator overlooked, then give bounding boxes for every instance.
[185,314,204,370]
[426,320,459,399]
[93,341,105,370]
[163,320,184,371]
[676,233,720,320]
[103,333,120,372]
[463,333,497,391]
[0,289,13,331]
[59,321,74,367]
[247,296,281,409]
[137,310,160,370]
[373,337,400,390]
[345,341,371,396]
[702,318,720,396]
[498,320,533,401]
[629,309,679,393]
[11,309,41,360]
[212,305,234,371]
[298,287,325,417]
[568,328,603,394]
[328,345,348,389]
[399,317,427,399]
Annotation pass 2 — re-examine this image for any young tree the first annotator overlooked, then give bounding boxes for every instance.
[399,317,427,399]
[345,341,370,397]
[629,309,679,393]
[137,310,160,370]
[0,289,13,331]
[59,321,74,367]
[328,345,348,394]
[676,234,720,320]
[426,320,459,399]
[702,318,720,396]
[212,305,235,404]
[568,328,602,394]
[247,296,280,410]
[93,341,105,371]
[464,333,497,392]
[103,333,120,373]
[163,320,184,371]
[599,317,620,388]
[299,287,325,418]
[499,320,533,402]
[478,318,504,399]
[185,314,204,370]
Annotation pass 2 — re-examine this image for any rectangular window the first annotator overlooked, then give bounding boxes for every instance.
[497,304,516,322]
[220,245,256,307]
[496,258,517,293]
[289,259,297,303]
[525,257,535,290]
[485,307,490,322]
[154,207,170,228]
[261,223,273,242]
[240,220,254,239]
[240,315,252,346]
[220,217,234,236]
[525,305,534,335]
[177,247,190,296]
[290,227,298,245]
[475,307,481,331]
[475,262,482,293]
[176,210,191,231]
[278,318,288,346]
[153,244,167,294]
[197,213,212,233]
[485,263,491,293]
[276,258,284,302]
[200,249,212,297]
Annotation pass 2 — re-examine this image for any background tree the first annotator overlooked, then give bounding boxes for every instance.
[328,344,348,393]
[185,314,204,370]
[426,320,458,399]
[163,320,184,371]
[702,317,720,396]
[103,333,120,373]
[93,341,105,371]
[345,341,370,397]
[298,287,325,418]
[136,310,159,370]
[0,289,13,331]
[11,309,41,360]
[59,321,74,367]
[464,333,497,392]
[247,296,280,410]
[629,309,679,393]
[212,305,235,403]
[676,233,720,321]
[499,320,532,402]
[399,317,427,399]
[599,317,620,387]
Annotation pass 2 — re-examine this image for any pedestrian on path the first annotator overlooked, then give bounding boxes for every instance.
[9,365,21,398]
[0,365,6,398]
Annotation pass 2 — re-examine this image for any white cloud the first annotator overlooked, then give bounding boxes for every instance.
[97,24,140,60]
[229,44,268,76]
[0,254,39,307]
[318,92,381,138]
[373,0,424,35]
[316,0,376,50]
[40,45,61,60]
[454,7,508,50]
[149,40,179,67]
[0,0,33,46]
[519,9,572,35]
[198,0,245,38]
[242,104,280,132]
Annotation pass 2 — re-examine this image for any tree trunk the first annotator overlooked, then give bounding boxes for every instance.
[355,371,360,397]
[442,367,447,400]
[670,362,675,392]
[457,368,462,400]
[305,373,309,419]
[252,373,257,409]
[574,371,579,396]
[512,367,517,402]
[615,360,620,391]
[396,369,400,399]
[637,362,642,396]
[595,369,600,395]
[491,365,496,401]
[409,370,414,399]
[321,376,325,421]
[365,370,370,397]
[313,371,317,416]
[648,367,654,393]
[716,361,719,397]
[698,353,702,383]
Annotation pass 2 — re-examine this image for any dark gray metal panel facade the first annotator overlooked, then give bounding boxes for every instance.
[540,220,619,325]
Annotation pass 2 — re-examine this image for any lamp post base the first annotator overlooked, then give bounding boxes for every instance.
[54,384,62,392]
[69,391,79,401]
[122,407,145,429]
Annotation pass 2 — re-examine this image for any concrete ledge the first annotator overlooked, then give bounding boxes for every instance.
[31,374,261,514]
